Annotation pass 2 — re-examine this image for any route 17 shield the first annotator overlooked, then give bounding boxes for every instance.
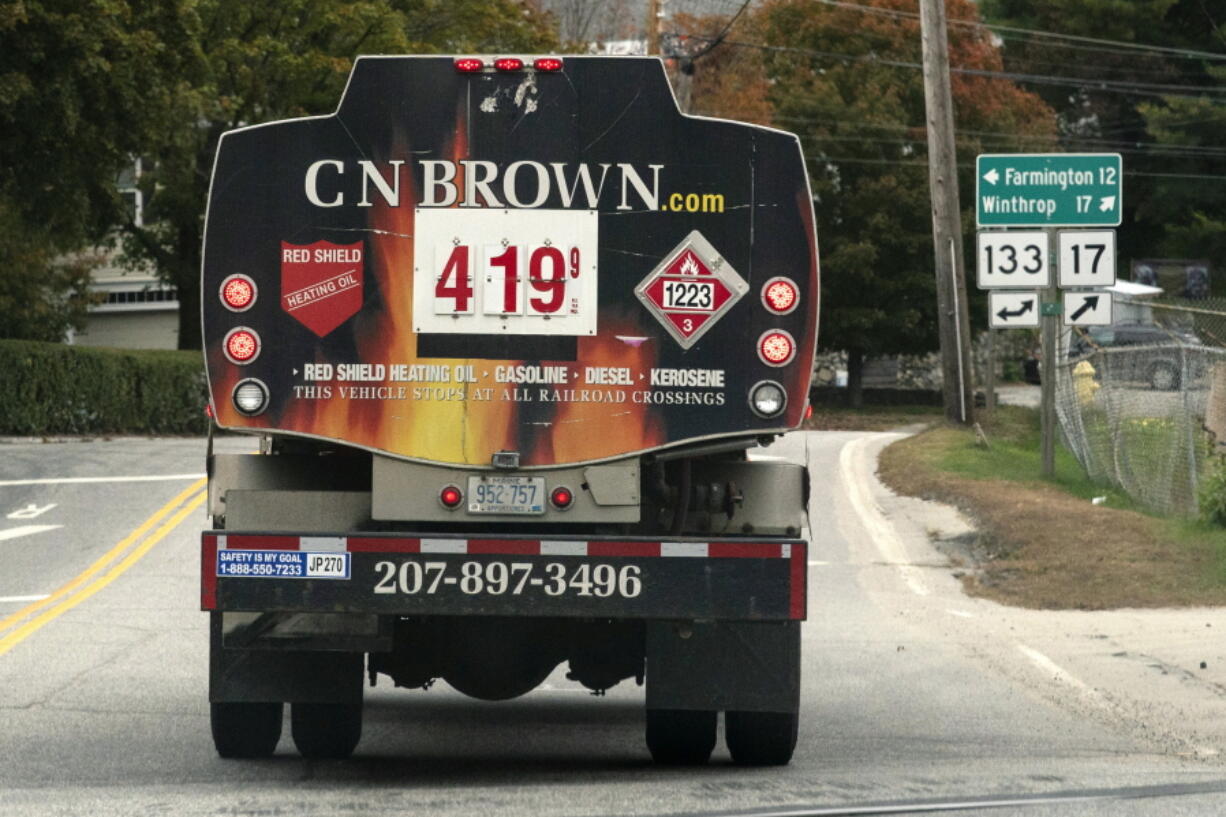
[280,240,364,337]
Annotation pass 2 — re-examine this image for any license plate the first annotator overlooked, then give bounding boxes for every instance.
[467,476,545,515]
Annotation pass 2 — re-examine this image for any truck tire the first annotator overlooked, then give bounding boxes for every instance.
[211,701,282,758]
[725,710,798,766]
[645,708,717,765]
[291,702,363,759]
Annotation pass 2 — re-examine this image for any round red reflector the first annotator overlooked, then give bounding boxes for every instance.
[220,274,256,312]
[550,486,574,510]
[439,485,463,509]
[494,57,524,72]
[533,57,564,72]
[761,276,799,315]
[223,327,260,365]
[454,58,484,73]
[757,329,796,367]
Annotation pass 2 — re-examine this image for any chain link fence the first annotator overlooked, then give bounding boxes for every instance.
[1055,297,1226,517]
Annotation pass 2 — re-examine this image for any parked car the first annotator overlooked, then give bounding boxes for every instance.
[1068,324,1202,390]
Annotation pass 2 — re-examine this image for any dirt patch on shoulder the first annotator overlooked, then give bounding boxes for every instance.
[879,428,1226,610]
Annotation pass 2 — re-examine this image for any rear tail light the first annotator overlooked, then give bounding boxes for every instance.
[454,58,484,73]
[749,380,787,418]
[232,378,269,416]
[439,485,463,509]
[533,57,564,72]
[550,485,575,510]
[494,57,524,72]
[761,276,799,315]
[220,274,257,312]
[757,329,796,367]
[223,327,261,365]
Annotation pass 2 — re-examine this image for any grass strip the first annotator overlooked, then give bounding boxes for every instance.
[878,406,1226,609]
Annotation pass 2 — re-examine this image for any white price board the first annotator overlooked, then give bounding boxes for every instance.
[413,208,598,335]
[988,291,1040,329]
[976,231,1050,289]
[1058,230,1116,289]
[1062,291,1112,326]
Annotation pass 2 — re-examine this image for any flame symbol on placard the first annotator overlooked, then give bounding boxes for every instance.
[679,252,701,276]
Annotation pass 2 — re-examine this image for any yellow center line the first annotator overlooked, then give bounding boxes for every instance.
[0,482,207,656]
[0,477,206,635]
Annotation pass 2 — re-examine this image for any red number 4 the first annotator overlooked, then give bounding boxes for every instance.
[436,245,473,312]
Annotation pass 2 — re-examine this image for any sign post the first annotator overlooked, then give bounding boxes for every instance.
[975,153,1122,477]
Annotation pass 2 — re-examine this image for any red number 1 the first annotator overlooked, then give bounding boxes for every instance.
[490,246,519,313]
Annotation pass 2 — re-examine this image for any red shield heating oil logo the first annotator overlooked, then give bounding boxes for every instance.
[280,240,364,337]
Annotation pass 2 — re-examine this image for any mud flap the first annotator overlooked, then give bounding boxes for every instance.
[209,612,364,704]
[645,620,800,713]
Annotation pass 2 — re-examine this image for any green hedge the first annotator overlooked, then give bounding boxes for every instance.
[0,339,208,435]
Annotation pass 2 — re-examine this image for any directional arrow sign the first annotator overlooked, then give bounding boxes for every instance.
[1063,291,1112,326]
[977,154,1122,227]
[988,291,1040,329]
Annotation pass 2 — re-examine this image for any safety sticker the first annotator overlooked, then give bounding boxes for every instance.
[216,550,350,579]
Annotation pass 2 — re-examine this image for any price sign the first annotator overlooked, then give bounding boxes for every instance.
[1058,230,1116,289]
[976,231,1050,289]
[413,208,598,335]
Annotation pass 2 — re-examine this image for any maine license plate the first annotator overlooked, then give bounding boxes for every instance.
[467,476,546,515]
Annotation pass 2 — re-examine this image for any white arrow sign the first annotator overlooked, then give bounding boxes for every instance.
[1098,195,1116,212]
[982,168,1000,185]
[1063,291,1112,326]
[988,291,1040,329]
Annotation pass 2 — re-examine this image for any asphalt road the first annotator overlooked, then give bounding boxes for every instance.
[2,431,1225,816]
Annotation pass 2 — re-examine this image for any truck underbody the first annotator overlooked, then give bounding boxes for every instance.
[204,434,806,765]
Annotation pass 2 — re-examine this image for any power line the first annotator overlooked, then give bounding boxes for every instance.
[703,35,1226,99]
[803,154,1226,181]
[809,0,1226,62]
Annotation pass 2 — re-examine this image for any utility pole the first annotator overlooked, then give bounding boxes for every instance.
[919,0,975,425]
[647,0,660,56]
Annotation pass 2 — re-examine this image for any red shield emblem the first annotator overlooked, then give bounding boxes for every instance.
[281,240,364,337]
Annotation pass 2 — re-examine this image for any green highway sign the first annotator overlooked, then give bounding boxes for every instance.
[976,153,1122,227]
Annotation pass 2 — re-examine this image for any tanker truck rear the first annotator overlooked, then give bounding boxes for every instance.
[200,55,819,766]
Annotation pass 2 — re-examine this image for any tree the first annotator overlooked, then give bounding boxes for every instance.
[1,0,558,349]
[980,0,1226,285]
[0,0,198,341]
[752,0,1055,404]
[121,0,558,349]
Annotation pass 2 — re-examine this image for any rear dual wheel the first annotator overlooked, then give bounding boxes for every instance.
[291,701,363,759]
[646,709,717,765]
[725,710,798,766]
[211,701,282,758]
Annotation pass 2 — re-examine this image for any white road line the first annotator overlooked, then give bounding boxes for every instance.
[839,435,928,596]
[1016,642,1109,708]
[0,474,205,487]
[947,609,975,618]
[808,560,829,567]
[0,595,50,604]
[0,525,62,542]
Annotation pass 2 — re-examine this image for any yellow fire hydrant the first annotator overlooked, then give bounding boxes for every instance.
[1073,359,1100,406]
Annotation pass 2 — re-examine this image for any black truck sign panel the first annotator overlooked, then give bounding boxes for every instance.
[202,56,819,467]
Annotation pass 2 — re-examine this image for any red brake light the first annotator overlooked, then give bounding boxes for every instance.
[550,486,574,510]
[757,329,796,367]
[223,327,260,365]
[533,57,564,72]
[439,485,463,509]
[494,57,524,72]
[220,274,256,312]
[761,277,799,315]
[454,58,484,73]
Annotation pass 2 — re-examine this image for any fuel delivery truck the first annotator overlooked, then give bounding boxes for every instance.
[201,55,818,766]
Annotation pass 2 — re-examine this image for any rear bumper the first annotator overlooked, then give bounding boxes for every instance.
[202,532,807,621]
